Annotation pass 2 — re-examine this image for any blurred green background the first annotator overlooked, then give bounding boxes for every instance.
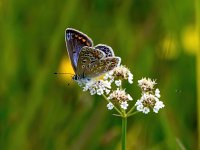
[0,0,199,149]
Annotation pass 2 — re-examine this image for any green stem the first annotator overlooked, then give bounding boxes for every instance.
[102,94,122,115]
[127,105,136,115]
[127,111,139,117]
[122,117,127,150]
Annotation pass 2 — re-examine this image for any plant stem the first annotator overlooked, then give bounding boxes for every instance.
[127,111,139,117]
[102,94,122,115]
[122,117,127,150]
[127,105,136,115]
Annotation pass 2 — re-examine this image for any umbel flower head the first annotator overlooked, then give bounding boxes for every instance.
[77,65,133,96]
[74,65,164,115]
[108,88,133,110]
[138,77,156,92]
[104,65,133,84]
[82,79,111,95]
[75,65,134,111]
[108,88,133,102]
[135,78,165,114]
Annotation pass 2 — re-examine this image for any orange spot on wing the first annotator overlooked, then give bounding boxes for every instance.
[86,42,90,46]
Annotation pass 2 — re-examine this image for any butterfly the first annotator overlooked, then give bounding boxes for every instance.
[65,28,121,82]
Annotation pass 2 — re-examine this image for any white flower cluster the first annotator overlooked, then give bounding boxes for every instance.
[135,78,165,114]
[82,79,111,95]
[138,77,156,92]
[104,65,133,84]
[74,65,165,115]
[107,88,133,110]
[108,88,133,101]
[75,65,134,111]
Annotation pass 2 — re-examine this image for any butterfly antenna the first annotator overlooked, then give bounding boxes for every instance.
[54,72,74,76]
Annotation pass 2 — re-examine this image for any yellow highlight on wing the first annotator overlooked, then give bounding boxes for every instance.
[58,57,74,82]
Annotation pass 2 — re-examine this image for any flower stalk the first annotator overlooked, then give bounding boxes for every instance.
[103,94,122,115]
[122,116,127,150]
[74,65,165,150]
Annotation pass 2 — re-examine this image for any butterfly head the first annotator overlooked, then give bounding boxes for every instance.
[65,28,121,85]
[72,74,91,83]
[72,75,80,81]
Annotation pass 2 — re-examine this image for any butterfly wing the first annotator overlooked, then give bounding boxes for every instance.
[85,57,121,78]
[76,46,105,77]
[65,28,93,72]
[95,44,115,57]
[76,46,121,78]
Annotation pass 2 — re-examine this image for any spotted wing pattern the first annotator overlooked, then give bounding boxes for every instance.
[76,46,121,79]
[95,44,114,57]
[76,46,105,77]
[65,28,93,72]
[84,57,121,78]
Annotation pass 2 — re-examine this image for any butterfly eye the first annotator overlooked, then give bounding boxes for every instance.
[82,65,85,68]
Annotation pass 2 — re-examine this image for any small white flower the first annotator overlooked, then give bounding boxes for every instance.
[127,94,133,100]
[155,88,161,98]
[109,78,114,83]
[105,89,110,95]
[107,102,114,110]
[103,74,109,80]
[120,101,129,110]
[128,73,133,84]
[115,80,122,86]
[108,70,114,76]
[143,107,150,114]
[104,71,114,82]
[153,107,159,113]
[90,88,96,95]
[135,99,142,106]
[97,88,104,95]
[153,100,165,113]
[136,104,144,111]
[153,100,164,112]
[83,87,87,92]
[155,100,165,108]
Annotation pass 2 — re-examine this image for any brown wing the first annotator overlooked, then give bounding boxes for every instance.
[84,57,121,78]
[76,46,105,77]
